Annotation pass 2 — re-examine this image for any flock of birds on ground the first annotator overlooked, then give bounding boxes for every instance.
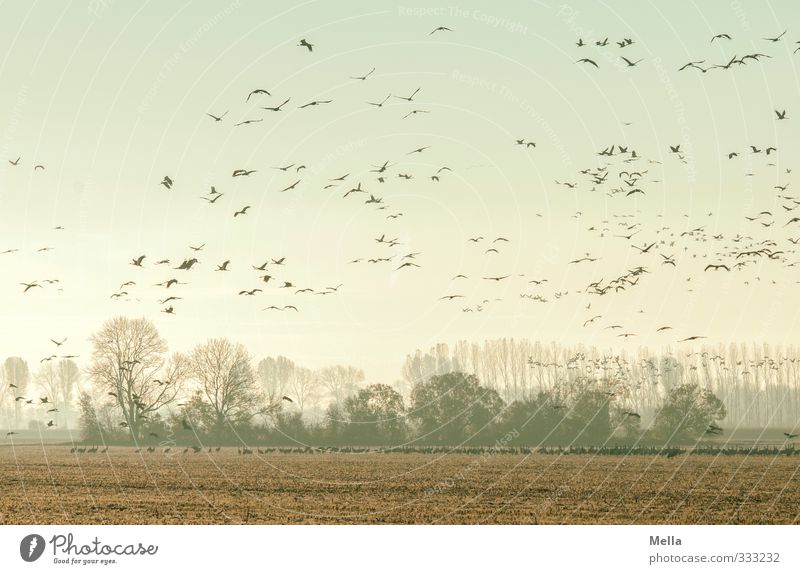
[54,443,799,458]
[2,23,800,395]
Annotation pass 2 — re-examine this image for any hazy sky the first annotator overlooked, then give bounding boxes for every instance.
[1,0,799,384]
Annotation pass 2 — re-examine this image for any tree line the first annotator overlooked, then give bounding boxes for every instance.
[1,316,732,446]
[402,339,800,427]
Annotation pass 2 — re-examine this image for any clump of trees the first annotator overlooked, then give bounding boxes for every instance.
[650,383,727,443]
[402,339,800,428]
[408,372,504,444]
[334,383,406,444]
[3,318,731,447]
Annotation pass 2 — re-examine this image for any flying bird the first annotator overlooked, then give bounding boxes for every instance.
[396,262,420,270]
[403,109,429,119]
[280,179,301,192]
[246,89,271,101]
[206,110,228,122]
[763,30,786,42]
[366,94,391,107]
[621,56,643,67]
[261,98,290,112]
[395,88,421,102]
[350,67,375,81]
[299,100,332,108]
[174,258,199,270]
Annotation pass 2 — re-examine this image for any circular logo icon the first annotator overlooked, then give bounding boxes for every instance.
[20,534,46,562]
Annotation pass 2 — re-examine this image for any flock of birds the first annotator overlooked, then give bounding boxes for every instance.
[53,442,799,457]
[2,21,800,432]
[573,29,799,70]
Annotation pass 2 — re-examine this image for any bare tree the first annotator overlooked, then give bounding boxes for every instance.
[257,356,295,407]
[319,365,365,405]
[35,364,59,401]
[55,359,80,421]
[189,338,262,432]
[87,316,187,440]
[288,366,320,415]
[35,359,80,427]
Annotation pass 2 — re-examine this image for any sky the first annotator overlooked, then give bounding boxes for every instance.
[1,0,799,385]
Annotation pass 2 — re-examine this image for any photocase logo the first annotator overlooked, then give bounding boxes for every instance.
[20,534,46,562]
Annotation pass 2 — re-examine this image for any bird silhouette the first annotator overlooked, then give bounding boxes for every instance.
[280,180,301,192]
[350,67,375,81]
[174,258,199,270]
[621,56,643,67]
[403,109,429,119]
[246,89,271,101]
[763,30,786,42]
[366,94,391,107]
[299,100,332,108]
[206,110,228,122]
[234,118,263,127]
[395,88,421,102]
[261,97,290,112]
